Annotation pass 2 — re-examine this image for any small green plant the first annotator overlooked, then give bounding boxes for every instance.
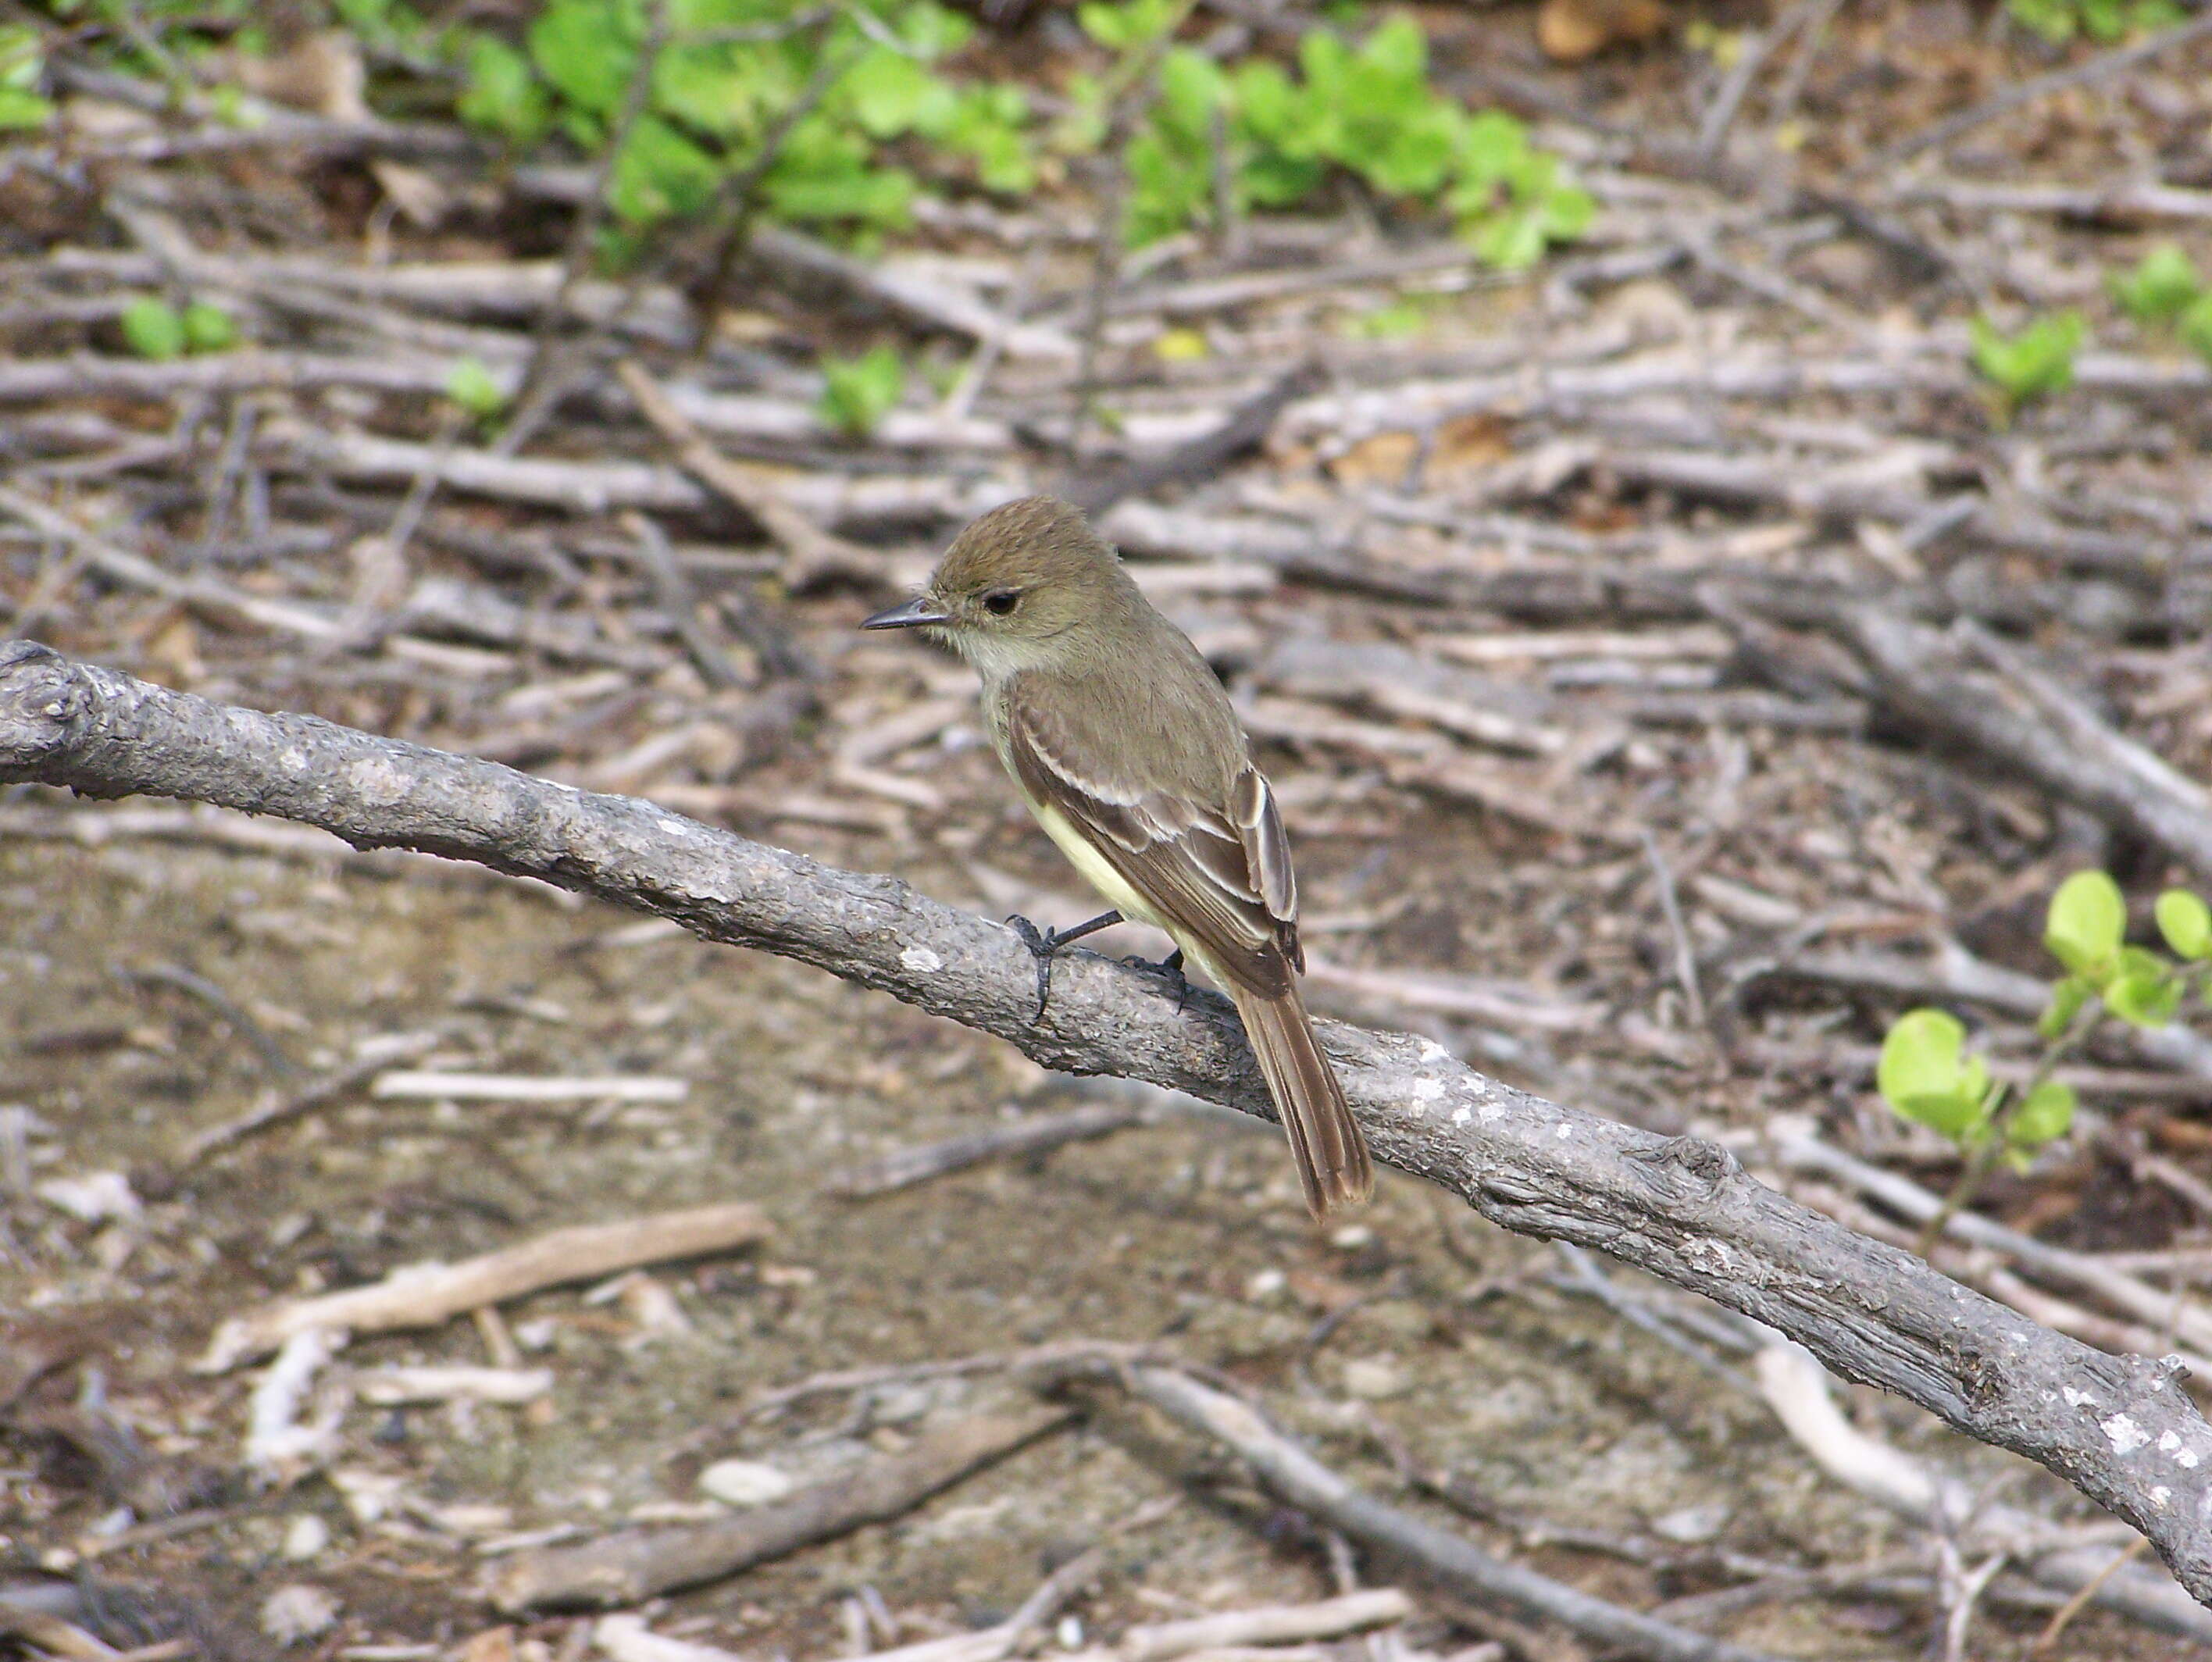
[2110,244,2203,325]
[443,356,510,423]
[2006,0,2184,42]
[1878,870,2212,1254]
[2181,292,2212,363]
[119,297,239,359]
[180,301,237,352]
[121,298,187,362]
[1969,309,2084,416]
[452,0,1033,248]
[0,23,53,131]
[1075,5,1590,263]
[817,344,906,438]
[2104,244,2212,369]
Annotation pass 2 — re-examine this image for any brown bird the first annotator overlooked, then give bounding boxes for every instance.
[863,496,1372,1216]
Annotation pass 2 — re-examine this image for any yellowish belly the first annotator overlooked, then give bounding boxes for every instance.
[1026,794,1165,929]
[1022,793,1233,986]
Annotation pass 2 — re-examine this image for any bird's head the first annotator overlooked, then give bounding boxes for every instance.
[861,496,1132,676]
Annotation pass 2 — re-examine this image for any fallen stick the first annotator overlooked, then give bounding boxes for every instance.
[1121,1590,1412,1662]
[1076,1362,1779,1662]
[1814,606,2212,881]
[368,1071,689,1104]
[615,359,892,590]
[267,420,1002,526]
[1875,9,2212,166]
[356,1364,553,1407]
[594,1614,744,1661]
[1766,1126,2212,1359]
[486,1403,1073,1611]
[1756,1343,2212,1639]
[7,641,2212,1605]
[0,484,341,641]
[198,1201,771,1371]
[824,1100,1149,1197]
[1062,362,1326,518]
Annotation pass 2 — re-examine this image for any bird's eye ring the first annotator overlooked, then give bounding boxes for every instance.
[983,590,1021,615]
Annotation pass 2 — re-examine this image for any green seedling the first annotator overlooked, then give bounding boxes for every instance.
[1969,310,2085,416]
[2111,244,2203,326]
[1880,870,2212,1255]
[0,23,52,130]
[444,356,509,423]
[817,345,906,439]
[2007,0,2185,41]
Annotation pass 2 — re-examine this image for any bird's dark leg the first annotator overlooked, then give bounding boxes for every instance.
[1006,910,1122,1021]
[1158,948,1188,1013]
[1122,947,1189,1012]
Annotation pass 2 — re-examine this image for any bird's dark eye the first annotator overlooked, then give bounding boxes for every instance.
[983,590,1021,615]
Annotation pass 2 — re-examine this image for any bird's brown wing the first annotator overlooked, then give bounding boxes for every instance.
[1004,683,1298,995]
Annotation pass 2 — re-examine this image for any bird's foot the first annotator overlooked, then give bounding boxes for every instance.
[1006,910,1122,1022]
[1124,947,1189,1013]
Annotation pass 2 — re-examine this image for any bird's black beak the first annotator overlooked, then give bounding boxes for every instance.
[861,595,952,630]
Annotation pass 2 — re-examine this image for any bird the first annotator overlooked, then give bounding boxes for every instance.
[862,495,1373,1217]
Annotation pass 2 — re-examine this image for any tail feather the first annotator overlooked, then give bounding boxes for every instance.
[1232,984,1373,1218]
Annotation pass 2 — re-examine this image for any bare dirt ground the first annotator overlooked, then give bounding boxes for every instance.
[2,831,2110,1660]
[7,0,2212,1657]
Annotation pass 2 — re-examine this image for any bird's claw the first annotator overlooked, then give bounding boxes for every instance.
[1006,913,1057,1022]
[1124,947,1189,1013]
[1006,909,1123,1022]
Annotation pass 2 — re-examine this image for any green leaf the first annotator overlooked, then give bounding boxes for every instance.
[606,115,719,227]
[1971,311,2085,409]
[843,49,958,140]
[2156,890,2212,960]
[2108,950,2182,1028]
[2045,869,2127,979]
[1078,0,1179,49]
[120,298,186,362]
[2110,244,2203,326]
[180,301,236,353]
[0,21,47,124]
[2009,1079,2077,1148]
[1346,300,1429,340]
[2181,291,2212,366]
[2037,974,2093,1040]
[530,0,637,117]
[817,344,906,438]
[458,34,551,147]
[444,356,508,419]
[0,85,52,130]
[1877,1008,1989,1141]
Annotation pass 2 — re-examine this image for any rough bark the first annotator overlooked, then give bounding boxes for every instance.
[5,639,2211,1605]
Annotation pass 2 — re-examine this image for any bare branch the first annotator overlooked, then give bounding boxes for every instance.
[5,639,2212,1607]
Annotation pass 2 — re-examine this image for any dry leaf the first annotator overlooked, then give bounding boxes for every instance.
[1327,431,1421,488]
[1426,412,1515,480]
[1538,0,1670,62]
[231,30,370,120]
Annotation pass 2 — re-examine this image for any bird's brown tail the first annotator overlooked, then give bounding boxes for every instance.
[1232,983,1373,1218]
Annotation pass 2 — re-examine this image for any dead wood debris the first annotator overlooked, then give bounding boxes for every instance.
[8,12,2212,1660]
[487,1404,1075,1612]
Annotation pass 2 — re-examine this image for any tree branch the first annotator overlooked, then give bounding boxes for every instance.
[4,638,2211,1607]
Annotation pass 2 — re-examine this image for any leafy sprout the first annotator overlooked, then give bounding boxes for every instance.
[1969,310,2085,416]
[444,357,510,423]
[0,23,53,131]
[2005,0,2185,42]
[1879,871,2212,1249]
[120,297,238,359]
[817,345,907,439]
[2110,244,2203,326]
